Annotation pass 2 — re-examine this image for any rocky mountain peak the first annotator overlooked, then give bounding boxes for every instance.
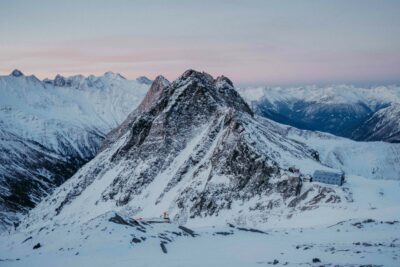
[101,69,251,152]
[10,69,24,77]
[167,69,253,116]
[215,75,233,87]
[153,75,170,88]
[177,69,214,86]
[54,74,66,86]
[104,71,126,80]
[136,76,153,85]
[177,70,233,88]
[137,75,170,112]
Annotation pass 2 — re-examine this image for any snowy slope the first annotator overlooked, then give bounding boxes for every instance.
[0,70,149,232]
[269,119,400,180]
[239,84,400,142]
[352,103,400,143]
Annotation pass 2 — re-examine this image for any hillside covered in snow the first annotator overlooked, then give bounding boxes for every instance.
[0,70,150,232]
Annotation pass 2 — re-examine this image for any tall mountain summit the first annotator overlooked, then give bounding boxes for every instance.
[19,69,349,229]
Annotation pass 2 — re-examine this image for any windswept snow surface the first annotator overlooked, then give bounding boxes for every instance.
[2,172,400,266]
[1,196,399,267]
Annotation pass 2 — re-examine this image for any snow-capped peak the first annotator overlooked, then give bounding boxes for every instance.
[178,69,214,85]
[136,75,170,112]
[104,71,126,80]
[10,69,24,77]
[53,74,66,86]
[136,76,153,85]
[41,72,135,90]
[215,75,234,87]
[153,75,169,87]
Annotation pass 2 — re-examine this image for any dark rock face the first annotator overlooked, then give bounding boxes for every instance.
[99,75,170,151]
[100,70,254,206]
[109,213,141,226]
[137,76,170,113]
[53,75,66,87]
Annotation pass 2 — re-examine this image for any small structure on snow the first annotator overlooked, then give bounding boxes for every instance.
[312,170,344,186]
[163,211,170,223]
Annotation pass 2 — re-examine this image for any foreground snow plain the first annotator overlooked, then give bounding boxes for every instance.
[1,174,399,267]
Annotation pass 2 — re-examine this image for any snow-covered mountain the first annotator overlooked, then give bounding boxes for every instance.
[239,85,400,143]
[135,76,153,85]
[352,103,400,143]
[278,121,400,180]
[1,70,399,266]
[0,70,149,231]
[10,70,399,230]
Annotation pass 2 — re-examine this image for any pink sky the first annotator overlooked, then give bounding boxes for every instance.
[1,1,399,85]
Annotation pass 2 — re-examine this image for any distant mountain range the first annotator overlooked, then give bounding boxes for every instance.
[239,85,400,143]
[0,70,149,231]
